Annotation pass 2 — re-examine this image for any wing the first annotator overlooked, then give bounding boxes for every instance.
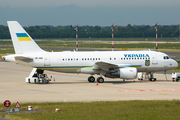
[95,62,118,72]
[95,61,141,72]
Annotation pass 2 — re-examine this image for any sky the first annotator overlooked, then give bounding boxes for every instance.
[0,0,180,26]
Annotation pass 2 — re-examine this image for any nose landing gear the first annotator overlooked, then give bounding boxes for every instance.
[149,72,157,81]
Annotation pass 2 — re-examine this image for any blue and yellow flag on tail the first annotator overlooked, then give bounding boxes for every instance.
[16,33,32,41]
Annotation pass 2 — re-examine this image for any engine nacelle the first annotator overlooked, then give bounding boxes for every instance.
[110,68,137,79]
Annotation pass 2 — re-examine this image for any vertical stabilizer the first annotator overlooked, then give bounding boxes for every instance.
[7,21,44,54]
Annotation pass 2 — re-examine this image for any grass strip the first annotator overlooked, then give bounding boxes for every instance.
[0,100,180,120]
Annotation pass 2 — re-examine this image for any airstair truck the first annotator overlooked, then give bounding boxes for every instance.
[25,68,51,84]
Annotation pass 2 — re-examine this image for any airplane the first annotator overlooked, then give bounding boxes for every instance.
[2,21,178,83]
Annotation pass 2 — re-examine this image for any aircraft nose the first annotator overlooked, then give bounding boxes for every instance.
[174,60,178,68]
[169,60,178,69]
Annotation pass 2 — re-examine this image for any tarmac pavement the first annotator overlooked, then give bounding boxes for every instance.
[0,62,180,104]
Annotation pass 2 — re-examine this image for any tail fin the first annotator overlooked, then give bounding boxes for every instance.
[7,21,44,54]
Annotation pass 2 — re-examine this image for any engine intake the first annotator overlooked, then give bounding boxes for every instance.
[110,68,137,79]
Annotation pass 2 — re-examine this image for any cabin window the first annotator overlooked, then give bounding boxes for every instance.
[98,58,100,60]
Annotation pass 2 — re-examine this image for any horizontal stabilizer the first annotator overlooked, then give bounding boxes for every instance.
[15,56,33,62]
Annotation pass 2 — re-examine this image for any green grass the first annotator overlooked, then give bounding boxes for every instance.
[39,37,180,41]
[1,38,180,49]
[0,100,180,120]
[0,48,15,57]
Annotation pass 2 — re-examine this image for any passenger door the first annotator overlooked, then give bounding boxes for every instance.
[152,53,158,64]
[44,54,50,66]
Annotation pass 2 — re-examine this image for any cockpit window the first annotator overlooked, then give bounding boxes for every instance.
[164,56,170,59]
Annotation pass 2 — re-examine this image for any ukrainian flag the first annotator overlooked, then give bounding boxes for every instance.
[16,33,32,41]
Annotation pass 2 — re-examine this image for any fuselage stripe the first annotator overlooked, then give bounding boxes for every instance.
[36,66,93,69]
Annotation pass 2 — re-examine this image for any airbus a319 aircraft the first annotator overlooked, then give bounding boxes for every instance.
[2,21,178,83]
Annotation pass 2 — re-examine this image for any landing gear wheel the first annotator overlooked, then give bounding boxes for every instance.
[28,79,31,83]
[88,76,95,82]
[97,77,104,83]
[149,78,156,81]
[149,72,156,82]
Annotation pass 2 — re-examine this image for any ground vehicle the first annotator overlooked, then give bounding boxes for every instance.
[25,68,51,84]
[172,72,180,82]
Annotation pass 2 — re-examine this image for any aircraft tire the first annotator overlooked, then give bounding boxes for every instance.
[149,78,156,81]
[88,76,95,82]
[28,79,31,83]
[97,77,104,83]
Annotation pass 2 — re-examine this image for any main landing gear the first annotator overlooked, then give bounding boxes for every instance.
[88,76,104,83]
[149,72,157,81]
[88,76,95,82]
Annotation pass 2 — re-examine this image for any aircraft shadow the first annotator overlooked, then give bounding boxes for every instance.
[35,79,174,85]
[48,80,136,84]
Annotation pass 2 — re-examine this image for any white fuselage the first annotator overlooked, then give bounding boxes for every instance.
[4,50,178,75]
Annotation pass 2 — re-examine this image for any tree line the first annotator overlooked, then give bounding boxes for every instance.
[0,24,179,39]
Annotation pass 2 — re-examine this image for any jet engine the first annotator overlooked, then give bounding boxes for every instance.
[110,68,137,79]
